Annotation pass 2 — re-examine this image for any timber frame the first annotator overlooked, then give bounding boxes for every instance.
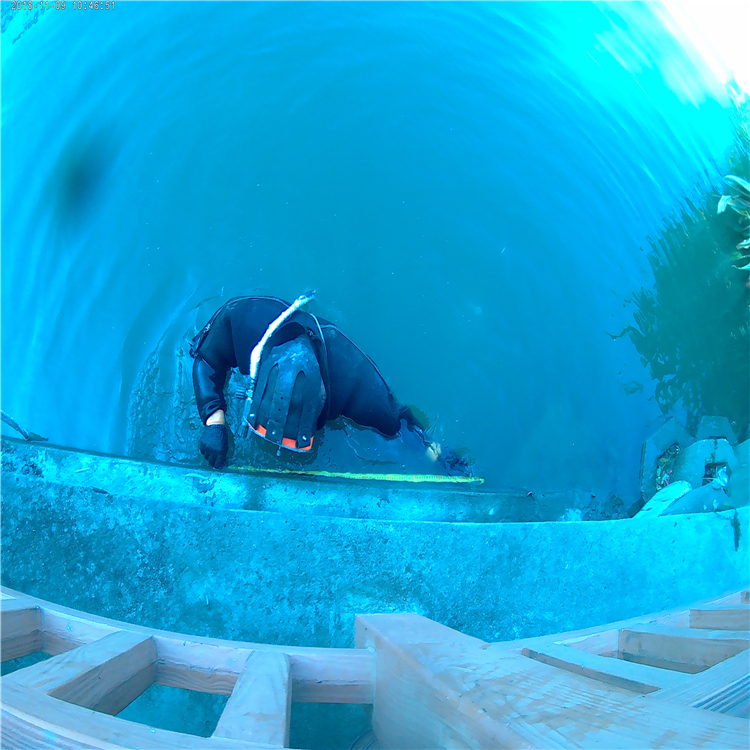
[1,587,748,748]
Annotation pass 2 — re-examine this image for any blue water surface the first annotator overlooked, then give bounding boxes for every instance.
[1,1,741,501]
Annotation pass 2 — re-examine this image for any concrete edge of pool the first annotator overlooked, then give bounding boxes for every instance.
[1,436,747,652]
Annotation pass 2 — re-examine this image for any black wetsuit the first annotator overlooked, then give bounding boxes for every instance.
[191,296,422,437]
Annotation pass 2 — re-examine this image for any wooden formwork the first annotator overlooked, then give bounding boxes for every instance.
[1,587,748,748]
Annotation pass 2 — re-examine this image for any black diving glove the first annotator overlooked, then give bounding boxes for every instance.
[200,424,229,469]
[439,446,472,477]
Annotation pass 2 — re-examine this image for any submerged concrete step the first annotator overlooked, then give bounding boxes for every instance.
[0,437,607,523]
[1,441,747,651]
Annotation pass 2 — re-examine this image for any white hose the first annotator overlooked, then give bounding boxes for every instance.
[241,291,315,435]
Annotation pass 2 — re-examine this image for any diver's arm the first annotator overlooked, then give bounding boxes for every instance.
[193,357,230,469]
[193,356,229,424]
[398,405,427,435]
[327,329,436,445]
[324,326,469,473]
[398,404,442,460]
[399,404,432,446]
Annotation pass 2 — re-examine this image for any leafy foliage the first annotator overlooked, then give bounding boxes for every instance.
[627,97,749,439]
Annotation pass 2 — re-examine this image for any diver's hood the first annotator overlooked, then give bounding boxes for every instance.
[246,335,326,451]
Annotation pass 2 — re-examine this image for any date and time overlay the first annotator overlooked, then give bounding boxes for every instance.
[9,1,115,11]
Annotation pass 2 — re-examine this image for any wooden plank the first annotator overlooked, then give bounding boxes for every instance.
[650,650,750,718]
[154,637,374,704]
[504,589,748,652]
[51,636,156,716]
[288,651,374,704]
[1,703,118,750]
[214,651,291,747]
[356,613,750,749]
[156,661,240,697]
[556,594,750,652]
[523,642,687,693]
[690,605,750,631]
[620,624,750,671]
[94,661,158,716]
[556,628,619,655]
[0,683,276,749]
[1,601,42,662]
[42,609,119,655]
[1,634,43,666]
[696,677,748,718]
[1,590,374,704]
[693,675,749,719]
[707,590,749,608]
[5,630,156,716]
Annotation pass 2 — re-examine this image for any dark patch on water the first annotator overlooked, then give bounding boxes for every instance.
[48,126,117,234]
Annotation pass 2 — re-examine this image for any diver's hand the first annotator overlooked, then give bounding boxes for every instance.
[426,441,472,477]
[440,446,472,476]
[426,441,442,462]
[200,424,229,469]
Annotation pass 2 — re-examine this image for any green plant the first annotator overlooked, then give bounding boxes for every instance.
[718,174,750,263]
[623,98,749,439]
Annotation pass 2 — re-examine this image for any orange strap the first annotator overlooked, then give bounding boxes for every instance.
[253,423,314,451]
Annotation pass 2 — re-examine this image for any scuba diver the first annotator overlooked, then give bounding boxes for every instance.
[190,292,470,474]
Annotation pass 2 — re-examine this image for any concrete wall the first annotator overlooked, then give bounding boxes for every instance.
[2,438,747,650]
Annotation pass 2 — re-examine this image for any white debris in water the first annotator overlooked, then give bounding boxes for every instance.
[559,508,583,522]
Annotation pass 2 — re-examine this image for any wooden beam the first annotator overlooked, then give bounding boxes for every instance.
[619,624,749,672]
[288,651,374,704]
[523,642,687,693]
[690,605,750,631]
[506,590,750,653]
[647,592,750,631]
[356,613,750,749]
[213,651,291,746]
[556,628,619,656]
[708,590,749,608]
[5,630,157,716]
[651,650,750,719]
[1,600,42,662]
[0,683,276,749]
[154,637,374,704]
[0,591,373,704]
[42,609,119,656]
[2,585,749,748]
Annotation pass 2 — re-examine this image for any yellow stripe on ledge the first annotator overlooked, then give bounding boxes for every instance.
[231,467,484,485]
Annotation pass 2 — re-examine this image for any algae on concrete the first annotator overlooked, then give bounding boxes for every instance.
[2,437,748,748]
[2,440,747,650]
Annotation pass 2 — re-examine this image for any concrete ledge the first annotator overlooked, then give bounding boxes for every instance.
[1,442,747,649]
[0,438,616,523]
